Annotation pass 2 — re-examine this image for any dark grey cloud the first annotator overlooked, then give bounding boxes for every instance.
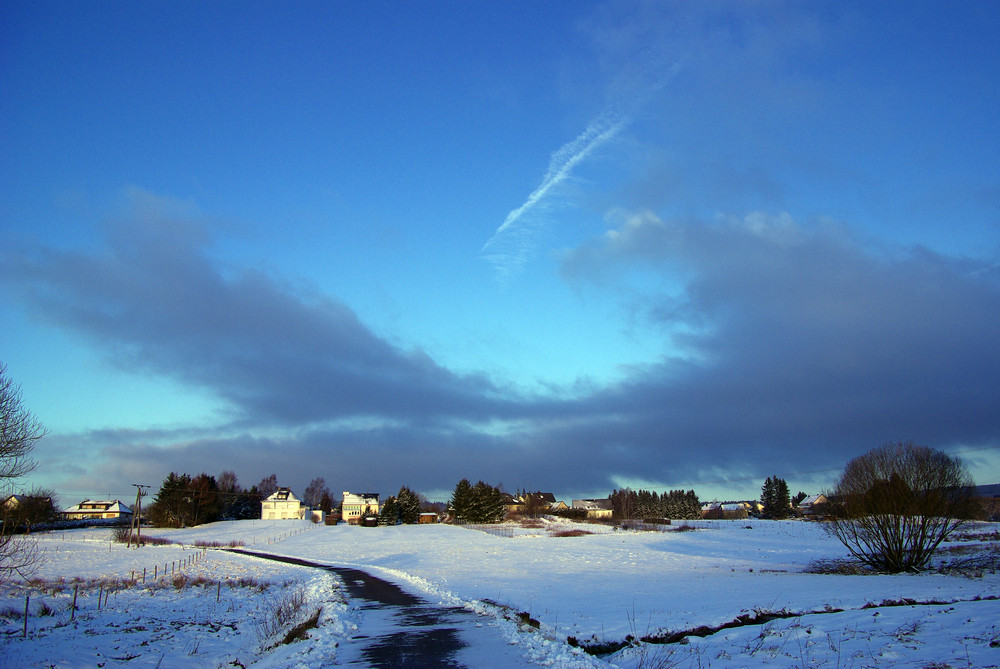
[2,191,518,427]
[559,210,1000,484]
[5,194,999,502]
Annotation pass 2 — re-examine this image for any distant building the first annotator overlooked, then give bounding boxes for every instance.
[342,492,380,525]
[261,487,305,520]
[572,499,613,519]
[3,494,56,526]
[61,500,133,522]
[701,502,749,520]
[796,494,829,517]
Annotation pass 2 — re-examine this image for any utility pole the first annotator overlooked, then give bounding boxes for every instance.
[130,484,150,548]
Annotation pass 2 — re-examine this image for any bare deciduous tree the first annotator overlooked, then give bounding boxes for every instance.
[303,477,330,508]
[1,363,47,578]
[825,441,977,573]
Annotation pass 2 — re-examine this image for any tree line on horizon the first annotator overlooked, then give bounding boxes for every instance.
[610,488,702,520]
[147,471,335,528]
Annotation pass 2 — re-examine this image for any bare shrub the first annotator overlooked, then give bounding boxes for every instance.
[825,441,978,573]
[671,523,699,532]
[255,588,307,640]
[1,363,47,578]
[232,576,268,592]
[550,529,593,537]
[193,539,245,548]
[111,524,131,544]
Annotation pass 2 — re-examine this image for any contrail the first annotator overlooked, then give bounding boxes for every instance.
[482,111,627,279]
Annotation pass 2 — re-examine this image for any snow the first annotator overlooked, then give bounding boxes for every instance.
[2,517,998,667]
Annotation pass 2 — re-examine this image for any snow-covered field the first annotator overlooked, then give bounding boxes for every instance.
[1,518,998,668]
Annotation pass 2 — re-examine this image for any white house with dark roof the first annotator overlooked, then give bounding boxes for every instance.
[61,500,133,521]
[261,487,305,520]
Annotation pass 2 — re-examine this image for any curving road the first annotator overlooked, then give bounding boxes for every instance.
[229,549,529,667]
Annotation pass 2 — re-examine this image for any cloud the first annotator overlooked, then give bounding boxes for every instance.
[5,192,999,502]
[560,210,1000,479]
[2,189,517,429]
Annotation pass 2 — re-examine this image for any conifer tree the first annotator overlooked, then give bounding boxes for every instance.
[379,496,399,525]
[449,479,473,523]
[761,476,791,519]
[397,486,421,524]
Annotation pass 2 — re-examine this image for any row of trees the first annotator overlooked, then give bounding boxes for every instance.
[449,479,506,523]
[610,488,702,520]
[147,471,334,528]
[378,486,423,525]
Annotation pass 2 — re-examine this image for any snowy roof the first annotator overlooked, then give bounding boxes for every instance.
[342,492,379,505]
[264,487,301,502]
[62,500,132,514]
[572,499,612,510]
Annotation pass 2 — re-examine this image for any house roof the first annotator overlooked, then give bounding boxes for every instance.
[264,487,301,503]
[62,500,132,514]
[799,494,827,506]
[2,494,27,507]
[572,499,612,510]
[342,492,379,505]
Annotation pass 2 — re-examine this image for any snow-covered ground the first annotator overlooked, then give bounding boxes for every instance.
[1,517,997,667]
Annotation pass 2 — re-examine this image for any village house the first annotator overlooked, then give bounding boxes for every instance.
[701,502,749,520]
[2,494,56,527]
[504,491,565,517]
[501,492,524,517]
[3,494,50,514]
[572,498,613,519]
[796,494,829,517]
[61,500,133,522]
[342,491,380,525]
[261,487,305,520]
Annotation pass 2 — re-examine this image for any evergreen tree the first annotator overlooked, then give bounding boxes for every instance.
[761,476,791,519]
[470,481,505,523]
[611,489,637,519]
[774,478,791,519]
[396,486,421,524]
[228,485,259,520]
[149,472,192,527]
[379,496,399,525]
[189,473,220,526]
[450,479,474,523]
[684,490,702,519]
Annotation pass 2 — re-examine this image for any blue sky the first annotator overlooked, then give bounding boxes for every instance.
[2,1,999,506]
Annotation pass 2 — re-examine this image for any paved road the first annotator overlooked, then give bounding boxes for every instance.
[230,549,529,667]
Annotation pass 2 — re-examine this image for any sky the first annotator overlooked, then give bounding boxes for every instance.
[2,1,999,507]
